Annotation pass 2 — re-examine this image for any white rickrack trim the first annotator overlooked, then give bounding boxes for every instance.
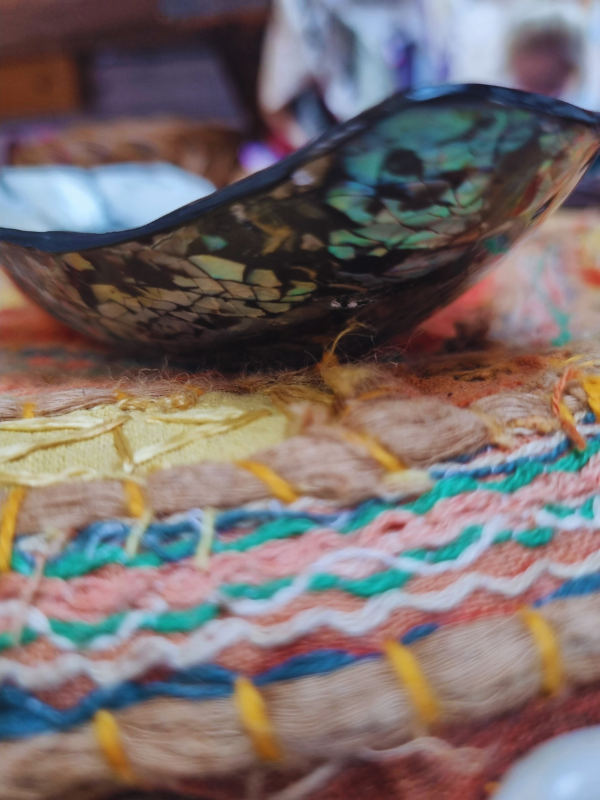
[534,496,600,531]
[3,498,600,643]
[3,546,600,691]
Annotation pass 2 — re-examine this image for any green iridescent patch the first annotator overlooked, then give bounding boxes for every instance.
[202,235,228,252]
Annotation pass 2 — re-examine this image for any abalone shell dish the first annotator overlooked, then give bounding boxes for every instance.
[1,84,599,364]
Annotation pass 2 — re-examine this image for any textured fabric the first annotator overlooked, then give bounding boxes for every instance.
[1,209,600,800]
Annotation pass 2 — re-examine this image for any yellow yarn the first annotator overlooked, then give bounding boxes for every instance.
[384,640,440,729]
[112,425,135,474]
[194,507,216,568]
[520,607,563,695]
[237,460,298,504]
[123,480,146,518]
[339,429,405,472]
[234,677,283,762]
[93,710,136,784]
[583,376,600,419]
[21,402,36,419]
[0,486,26,573]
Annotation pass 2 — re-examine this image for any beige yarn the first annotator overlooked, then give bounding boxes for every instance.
[2,596,599,800]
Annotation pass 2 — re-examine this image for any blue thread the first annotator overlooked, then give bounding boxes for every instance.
[0,632,435,741]
[401,622,439,644]
[0,665,235,739]
[534,573,600,606]
[12,502,384,575]
[5,555,599,741]
[431,432,600,480]
[254,650,371,685]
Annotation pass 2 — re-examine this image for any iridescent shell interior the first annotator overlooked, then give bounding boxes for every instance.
[1,85,599,363]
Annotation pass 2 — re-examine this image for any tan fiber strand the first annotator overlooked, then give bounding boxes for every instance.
[2,369,600,535]
[2,480,127,537]
[0,389,118,421]
[146,461,270,517]
[254,432,386,503]
[2,597,600,800]
[471,392,555,428]
[0,417,128,465]
[342,398,491,468]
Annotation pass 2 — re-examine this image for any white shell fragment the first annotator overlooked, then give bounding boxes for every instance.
[493,726,600,800]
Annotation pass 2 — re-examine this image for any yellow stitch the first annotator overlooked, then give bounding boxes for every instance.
[0,418,99,432]
[132,409,270,467]
[237,460,298,504]
[21,402,36,419]
[234,677,282,762]
[194,507,215,568]
[147,409,247,424]
[124,508,153,558]
[0,468,130,487]
[0,486,26,573]
[339,429,404,472]
[113,425,135,474]
[519,607,563,696]
[319,320,365,372]
[583,376,600,419]
[0,416,128,465]
[93,710,137,785]
[123,480,146,519]
[384,639,440,729]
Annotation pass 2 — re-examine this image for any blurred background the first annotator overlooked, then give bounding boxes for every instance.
[1,0,600,233]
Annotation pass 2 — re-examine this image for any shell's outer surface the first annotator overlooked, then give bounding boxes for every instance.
[1,88,599,360]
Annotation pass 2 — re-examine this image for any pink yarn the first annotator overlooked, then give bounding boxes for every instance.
[2,453,598,625]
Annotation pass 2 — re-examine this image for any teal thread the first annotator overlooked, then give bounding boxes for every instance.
[544,503,576,518]
[212,517,316,554]
[515,527,554,548]
[10,442,600,580]
[5,512,591,654]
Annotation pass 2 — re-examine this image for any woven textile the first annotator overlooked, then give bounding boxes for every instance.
[1,209,600,800]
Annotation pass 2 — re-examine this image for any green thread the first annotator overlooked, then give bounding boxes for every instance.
[223,576,292,600]
[0,628,37,650]
[544,503,577,518]
[212,518,316,554]
[581,497,596,520]
[515,527,554,548]
[404,476,479,514]
[543,496,598,520]
[10,443,600,580]
[4,514,587,654]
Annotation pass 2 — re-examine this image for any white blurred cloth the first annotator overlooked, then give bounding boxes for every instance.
[0,162,215,233]
[259,0,600,148]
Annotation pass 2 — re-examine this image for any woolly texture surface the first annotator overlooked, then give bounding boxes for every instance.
[2,209,600,800]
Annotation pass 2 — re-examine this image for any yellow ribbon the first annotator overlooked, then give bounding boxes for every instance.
[234,677,283,762]
[93,710,136,784]
[237,460,298,504]
[384,640,440,729]
[0,486,26,573]
[520,607,563,695]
